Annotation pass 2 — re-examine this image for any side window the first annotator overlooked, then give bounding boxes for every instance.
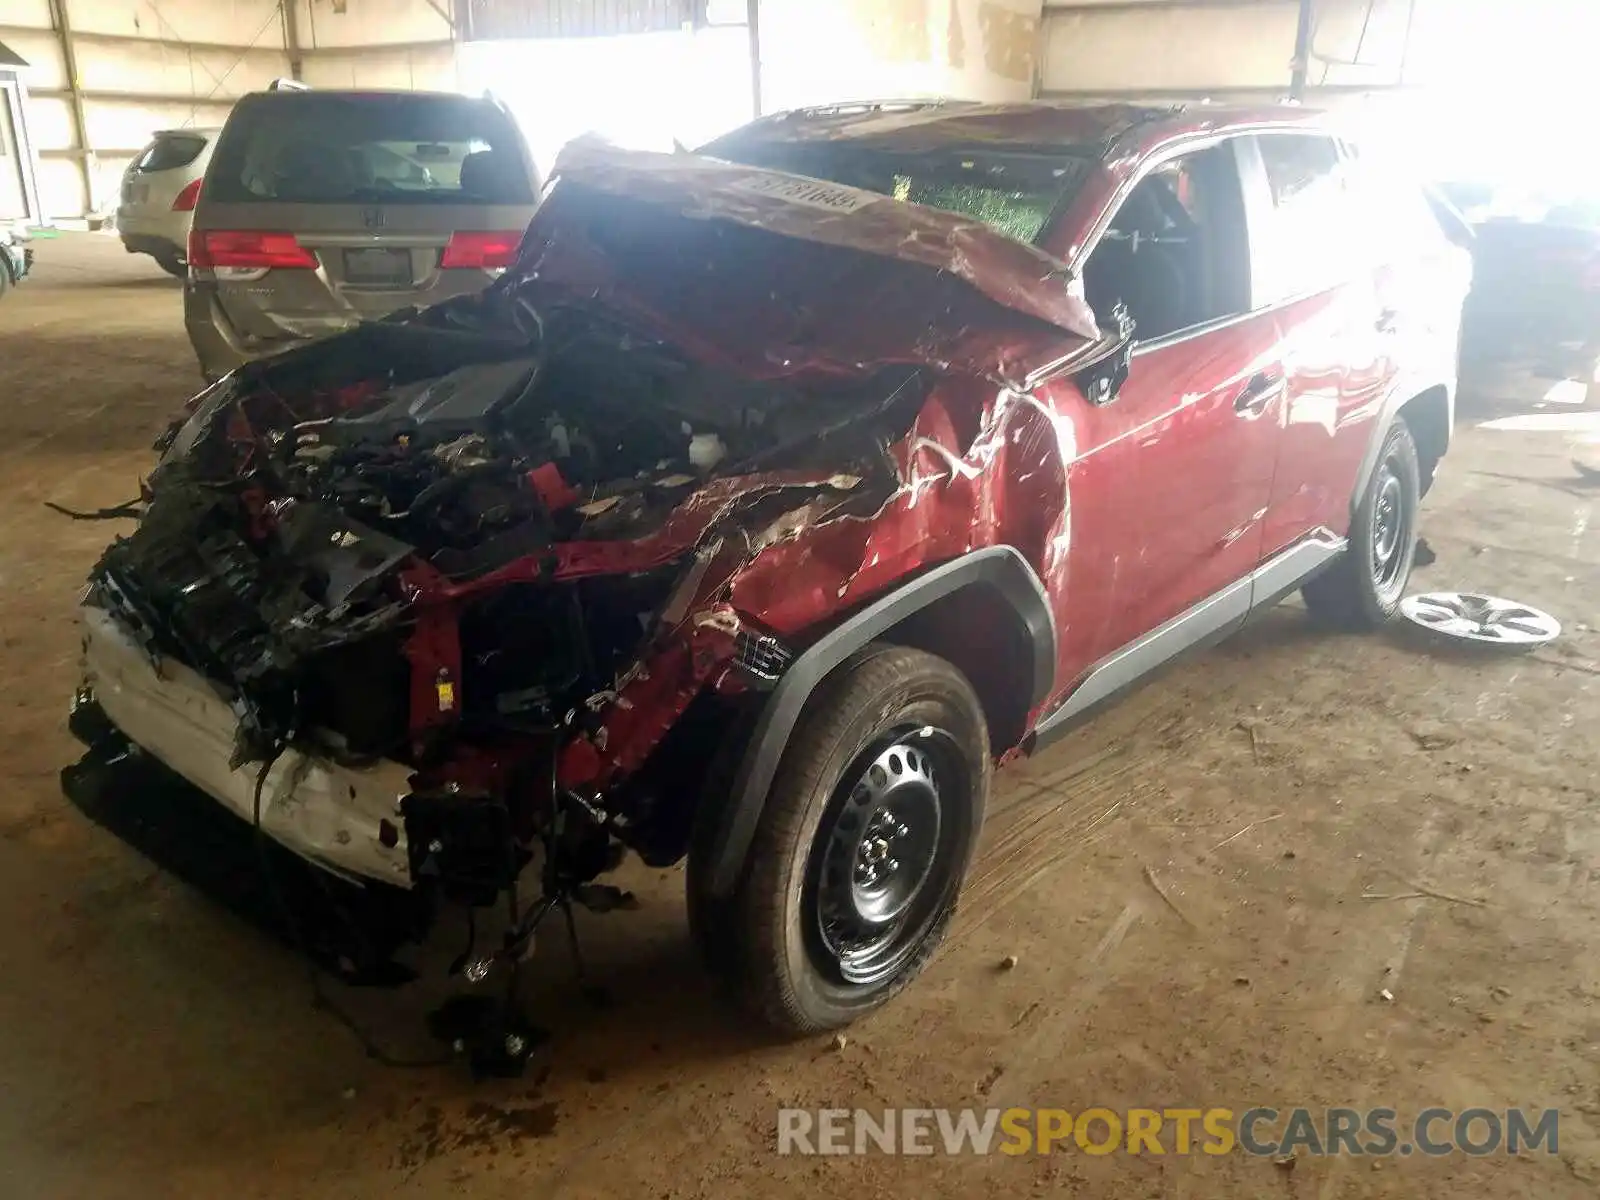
[1081,142,1252,344]
[1253,133,1359,302]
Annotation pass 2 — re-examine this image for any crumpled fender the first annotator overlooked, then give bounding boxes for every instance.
[702,545,1055,898]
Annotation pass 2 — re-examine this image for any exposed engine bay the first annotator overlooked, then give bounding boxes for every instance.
[67,297,922,1064]
[91,305,914,770]
[65,299,926,1066]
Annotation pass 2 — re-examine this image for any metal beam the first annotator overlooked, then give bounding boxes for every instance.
[300,38,456,57]
[1042,0,1291,11]
[1289,0,1315,99]
[35,87,238,106]
[747,0,761,118]
[45,0,92,212]
[40,146,149,159]
[421,0,455,31]
[281,0,304,80]
[0,23,285,58]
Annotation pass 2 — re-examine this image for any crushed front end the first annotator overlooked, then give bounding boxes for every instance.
[66,293,913,1020]
[63,142,1103,1065]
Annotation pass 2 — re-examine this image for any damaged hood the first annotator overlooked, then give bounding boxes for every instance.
[504,140,1103,389]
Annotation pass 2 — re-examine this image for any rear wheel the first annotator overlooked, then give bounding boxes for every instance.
[689,645,990,1034]
[1303,419,1421,629]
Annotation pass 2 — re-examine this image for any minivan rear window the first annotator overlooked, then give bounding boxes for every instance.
[134,134,208,174]
[206,93,534,206]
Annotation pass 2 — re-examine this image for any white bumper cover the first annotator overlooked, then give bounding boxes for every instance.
[81,605,414,888]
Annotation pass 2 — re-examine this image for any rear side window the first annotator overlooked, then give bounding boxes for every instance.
[1252,133,1356,302]
[206,94,533,206]
[133,135,207,174]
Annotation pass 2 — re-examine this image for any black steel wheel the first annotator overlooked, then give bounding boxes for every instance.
[1303,418,1421,629]
[807,727,966,987]
[691,644,989,1035]
[1368,458,1411,605]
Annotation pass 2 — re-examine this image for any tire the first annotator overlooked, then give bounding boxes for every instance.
[0,262,10,299]
[689,644,991,1035]
[1302,419,1421,629]
[153,249,186,279]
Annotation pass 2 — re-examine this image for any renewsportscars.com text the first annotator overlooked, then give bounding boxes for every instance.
[776,1106,1560,1157]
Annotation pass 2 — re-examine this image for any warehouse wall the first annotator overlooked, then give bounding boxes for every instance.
[2,0,290,219]
[1,0,457,220]
[290,0,458,91]
[759,0,1044,111]
[1038,0,1600,181]
[8,0,1588,220]
[1040,0,1600,99]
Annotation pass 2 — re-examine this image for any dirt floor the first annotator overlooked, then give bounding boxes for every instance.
[1,233,1598,1199]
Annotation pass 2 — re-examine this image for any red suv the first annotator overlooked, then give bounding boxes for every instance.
[67,102,1469,1052]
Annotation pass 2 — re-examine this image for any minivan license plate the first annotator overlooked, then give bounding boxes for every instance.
[343,248,412,286]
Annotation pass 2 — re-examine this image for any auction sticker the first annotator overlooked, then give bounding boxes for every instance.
[729,174,878,213]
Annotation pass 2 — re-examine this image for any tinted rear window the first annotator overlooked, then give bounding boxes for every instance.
[134,134,207,173]
[206,93,533,205]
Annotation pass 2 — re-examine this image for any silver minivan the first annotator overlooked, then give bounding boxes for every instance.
[184,88,542,380]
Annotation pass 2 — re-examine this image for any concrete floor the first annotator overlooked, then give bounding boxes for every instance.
[1,234,1598,1199]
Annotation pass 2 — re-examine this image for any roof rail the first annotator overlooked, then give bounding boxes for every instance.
[766,98,958,123]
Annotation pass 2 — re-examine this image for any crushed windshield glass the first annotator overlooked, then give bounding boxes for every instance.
[711,144,1094,245]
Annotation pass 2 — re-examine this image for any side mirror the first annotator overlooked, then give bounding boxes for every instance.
[1075,303,1136,406]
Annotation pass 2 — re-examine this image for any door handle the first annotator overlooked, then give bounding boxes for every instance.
[1233,371,1284,416]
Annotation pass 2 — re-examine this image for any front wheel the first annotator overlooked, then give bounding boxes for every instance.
[692,645,990,1035]
[1302,419,1421,629]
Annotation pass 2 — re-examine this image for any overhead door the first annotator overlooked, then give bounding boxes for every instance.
[460,0,699,40]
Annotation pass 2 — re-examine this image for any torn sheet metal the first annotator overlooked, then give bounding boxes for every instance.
[517,140,1104,389]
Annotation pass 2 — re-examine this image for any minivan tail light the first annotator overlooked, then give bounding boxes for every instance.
[194,231,318,271]
[441,231,521,270]
[171,179,203,212]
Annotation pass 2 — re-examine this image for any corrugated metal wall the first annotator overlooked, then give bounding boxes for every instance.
[462,0,700,40]
[1038,0,1594,102]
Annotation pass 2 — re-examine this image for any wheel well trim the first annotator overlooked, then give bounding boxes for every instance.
[1352,376,1454,514]
[702,546,1056,898]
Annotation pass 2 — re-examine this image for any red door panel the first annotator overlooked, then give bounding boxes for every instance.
[1039,309,1285,697]
[1264,279,1393,551]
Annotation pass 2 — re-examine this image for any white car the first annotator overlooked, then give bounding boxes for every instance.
[116,128,220,277]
